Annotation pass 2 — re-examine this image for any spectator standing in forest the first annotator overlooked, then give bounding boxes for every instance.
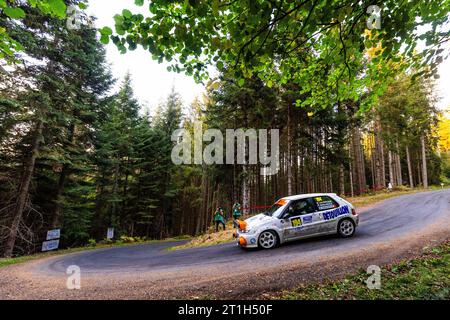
[232,202,242,228]
[214,207,226,232]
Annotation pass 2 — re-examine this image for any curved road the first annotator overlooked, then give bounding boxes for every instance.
[1,189,449,299]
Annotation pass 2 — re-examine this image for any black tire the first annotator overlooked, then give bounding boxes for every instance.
[258,230,278,249]
[337,218,356,238]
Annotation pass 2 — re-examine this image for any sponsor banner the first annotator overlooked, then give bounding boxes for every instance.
[107,227,114,240]
[46,229,60,240]
[42,239,60,252]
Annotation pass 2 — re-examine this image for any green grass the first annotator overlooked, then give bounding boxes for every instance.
[0,235,191,269]
[279,241,450,300]
[165,220,237,252]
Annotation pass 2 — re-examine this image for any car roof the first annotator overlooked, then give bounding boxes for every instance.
[282,193,338,201]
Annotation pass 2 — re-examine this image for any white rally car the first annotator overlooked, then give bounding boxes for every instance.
[236,193,359,249]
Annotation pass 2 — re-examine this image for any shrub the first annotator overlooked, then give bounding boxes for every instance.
[119,236,145,243]
[99,238,114,245]
[393,185,410,192]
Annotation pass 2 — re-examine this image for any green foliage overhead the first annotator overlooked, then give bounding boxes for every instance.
[108,0,449,102]
[0,0,66,19]
[0,0,67,62]
[27,0,67,18]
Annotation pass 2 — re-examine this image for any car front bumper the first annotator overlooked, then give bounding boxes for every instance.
[236,231,259,248]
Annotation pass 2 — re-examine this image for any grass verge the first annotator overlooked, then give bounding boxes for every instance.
[277,240,450,300]
[165,221,237,251]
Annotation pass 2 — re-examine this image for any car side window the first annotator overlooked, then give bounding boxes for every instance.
[313,196,339,212]
[287,198,317,217]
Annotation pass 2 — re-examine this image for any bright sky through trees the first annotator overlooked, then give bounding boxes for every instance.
[86,0,449,111]
[86,0,206,110]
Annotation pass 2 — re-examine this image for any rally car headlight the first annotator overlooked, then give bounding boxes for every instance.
[238,221,247,231]
[241,228,256,235]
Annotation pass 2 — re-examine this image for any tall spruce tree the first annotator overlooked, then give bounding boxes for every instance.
[0,1,113,256]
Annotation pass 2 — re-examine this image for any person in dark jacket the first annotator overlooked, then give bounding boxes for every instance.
[232,202,242,228]
[214,207,226,232]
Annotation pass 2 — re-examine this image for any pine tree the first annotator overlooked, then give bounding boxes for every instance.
[93,74,140,237]
[0,1,113,255]
[152,86,184,236]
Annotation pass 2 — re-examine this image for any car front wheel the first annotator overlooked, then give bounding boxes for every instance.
[258,230,278,249]
[338,219,356,238]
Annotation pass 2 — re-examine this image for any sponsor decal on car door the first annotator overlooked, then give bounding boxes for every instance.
[314,196,349,232]
[300,210,323,235]
[284,198,321,240]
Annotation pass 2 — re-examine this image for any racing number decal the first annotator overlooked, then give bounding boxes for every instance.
[291,218,302,227]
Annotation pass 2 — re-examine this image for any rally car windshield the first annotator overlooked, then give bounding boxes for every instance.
[265,202,287,217]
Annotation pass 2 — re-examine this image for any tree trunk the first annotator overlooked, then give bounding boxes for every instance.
[242,165,250,215]
[373,121,386,190]
[417,153,422,186]
[351,127,366,194]
[406,146,414,188]
[51,121,76,228]
[197,164,208,235]
[421,135,428,188]
[287,104,293,195]
[388,150,394,187]
[111,161,120,224]
[380,138,386,188]
[395,141,402,186]
[4,119,44,257]
[370,133,376,190]
[339,164,345,195]
[349,149,354,197]
[51,168,67,228]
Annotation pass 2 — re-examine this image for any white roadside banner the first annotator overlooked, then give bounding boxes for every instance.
[46,229,61,240]
[107,227,114,240]
[42,239,60,252]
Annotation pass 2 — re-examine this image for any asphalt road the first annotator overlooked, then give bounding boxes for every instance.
[1,189,449,299]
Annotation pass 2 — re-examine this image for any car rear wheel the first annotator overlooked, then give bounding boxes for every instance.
[258,230,278,249]
[338,219,355,238]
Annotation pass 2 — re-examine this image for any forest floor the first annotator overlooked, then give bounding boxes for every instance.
[272,240,450,300]
[167,186,447,251]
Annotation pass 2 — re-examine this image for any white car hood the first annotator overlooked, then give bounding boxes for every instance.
[245,213,277,229]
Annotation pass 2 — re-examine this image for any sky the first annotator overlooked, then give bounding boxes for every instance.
[86,0,206,113]
[86,0,450,113]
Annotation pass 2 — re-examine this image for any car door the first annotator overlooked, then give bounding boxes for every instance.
[283,198,320,240]
[312,195,342,233]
